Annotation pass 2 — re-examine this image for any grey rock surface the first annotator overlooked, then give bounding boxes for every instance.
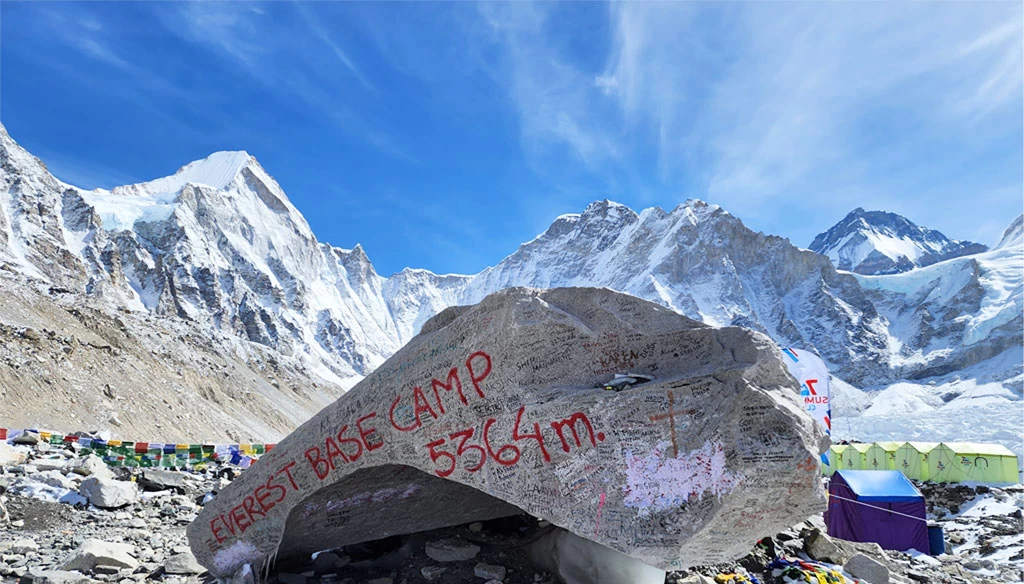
[420,565,447,580]
[803,528,847,564]
[530,528,666,584]
[188,287,827,577]
[424,538,482,563]
[78,477,139,509]
[71,455,112,479]
[60,539,138,572]
[846,553,891,584]
[138,469,187,493]
[0,442,27,466]
[474,562,507,581]
[164,551,205,575]
[10,538,39,555]
[23,569,98,584]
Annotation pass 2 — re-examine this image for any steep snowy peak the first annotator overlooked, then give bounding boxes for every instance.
[133,150,253,194]
[0,123,53,182]
[77,150,299,232]
[809,208,987,275]
[996,214,1023,250]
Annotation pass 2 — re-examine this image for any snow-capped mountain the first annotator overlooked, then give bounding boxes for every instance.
[809,208,988,275]
[1,123,1020,451]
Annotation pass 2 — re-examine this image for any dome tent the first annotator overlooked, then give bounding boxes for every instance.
[825,470,928,553]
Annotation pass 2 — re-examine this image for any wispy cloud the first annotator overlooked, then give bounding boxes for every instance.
[293,2,375,91]
[163,2,414,162]
[477,2,1021,244]
[476,3,621,169]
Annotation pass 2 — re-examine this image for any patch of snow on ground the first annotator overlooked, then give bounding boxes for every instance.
[8,478,87,506]
[957,497,1021,519]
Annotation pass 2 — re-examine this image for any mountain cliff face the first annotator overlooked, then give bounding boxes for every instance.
[0,123,1019,443]
[809,208,988,275]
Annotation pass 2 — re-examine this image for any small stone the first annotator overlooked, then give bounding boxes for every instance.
[420,566,447,581]
[11,539,39,555]
[33,458,69,472]
[906,570,929,582]
[23,569,97,584]
[474,563,507,581]
[845,553,890,584]
[468,522,483,532]
[425,538,480,562]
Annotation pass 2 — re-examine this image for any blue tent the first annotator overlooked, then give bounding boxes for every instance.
[826,470,929,552]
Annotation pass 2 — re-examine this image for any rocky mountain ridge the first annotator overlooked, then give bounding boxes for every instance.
[809,208,988,275]
[0,123,1020,444]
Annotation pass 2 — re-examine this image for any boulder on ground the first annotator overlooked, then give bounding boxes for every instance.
[70,455,112,479]
[11,538,40,555]
[12,431,40,445]
[803,528,847,564]
[164,551,205,575]
[0,442,27,467]
[845,553,890,584]
[138,469,187,493]
[78,476,138,509]
[187,287,827,578]
[60,539,138,572]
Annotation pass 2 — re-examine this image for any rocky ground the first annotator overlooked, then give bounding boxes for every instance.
[0,272,345,444]
[1,441,1021,584]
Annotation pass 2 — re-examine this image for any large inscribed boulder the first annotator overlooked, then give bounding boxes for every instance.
[188,287,827,577]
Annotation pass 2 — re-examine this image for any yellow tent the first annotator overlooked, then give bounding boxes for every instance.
[841,443,872,470]
[826,444,849,476]
[894,442,939,481]
[929,443,1020,483]
[864,441,902,471]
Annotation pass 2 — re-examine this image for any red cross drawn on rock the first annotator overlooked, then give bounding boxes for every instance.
[648,391,695,458]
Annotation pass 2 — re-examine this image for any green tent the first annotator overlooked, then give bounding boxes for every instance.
[929,443,1019,483]
[826,444,849,476]
[865,441,902,471]
[894,442,939,481]
[841,443,872,470]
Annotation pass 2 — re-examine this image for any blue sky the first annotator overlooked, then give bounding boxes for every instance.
[1,2,1021,276]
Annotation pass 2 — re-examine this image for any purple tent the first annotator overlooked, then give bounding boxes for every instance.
[825,470,929,553]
